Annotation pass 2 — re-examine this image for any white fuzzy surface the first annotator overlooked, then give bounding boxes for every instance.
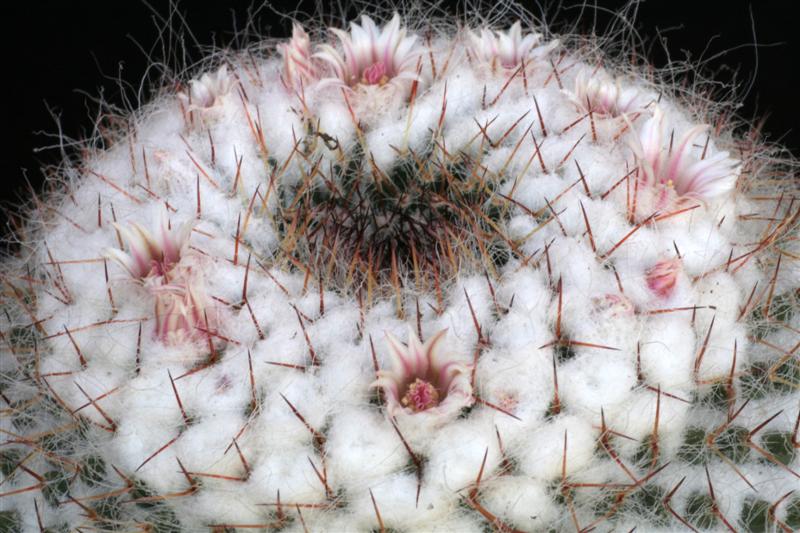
[2,11,798,533]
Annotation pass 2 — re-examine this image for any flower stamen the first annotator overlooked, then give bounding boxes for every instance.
[402,378,440,411]
[362,61,389,85]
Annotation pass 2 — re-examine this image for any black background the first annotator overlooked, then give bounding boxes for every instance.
[4,1,798,233]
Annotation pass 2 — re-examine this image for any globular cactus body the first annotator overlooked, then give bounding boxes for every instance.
[2,4,799,532]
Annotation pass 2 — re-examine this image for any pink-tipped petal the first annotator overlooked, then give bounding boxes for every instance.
[385,331,415,377]
[664,124,708,187]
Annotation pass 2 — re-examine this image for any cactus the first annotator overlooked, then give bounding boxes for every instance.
[2,4,798,532]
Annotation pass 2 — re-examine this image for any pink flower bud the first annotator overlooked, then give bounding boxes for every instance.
[280,23,317,91]
[152,282,213,346]
[646,259,682,299]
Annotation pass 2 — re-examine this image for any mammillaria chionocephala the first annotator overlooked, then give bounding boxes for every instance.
[2,6,799,532]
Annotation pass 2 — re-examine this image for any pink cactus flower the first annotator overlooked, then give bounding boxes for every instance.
[280,23,317,91]
[152,282,213,345]
[466,21,557,70]
[572,69,639,117]
[632,107,740,202]
[315,13,421,93]
[646,258,682,299]
[372,329,473,420]
[178,65,234,110]
[105,218,193,281]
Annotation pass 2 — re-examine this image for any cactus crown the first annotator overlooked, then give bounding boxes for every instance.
[276,139,511,287]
